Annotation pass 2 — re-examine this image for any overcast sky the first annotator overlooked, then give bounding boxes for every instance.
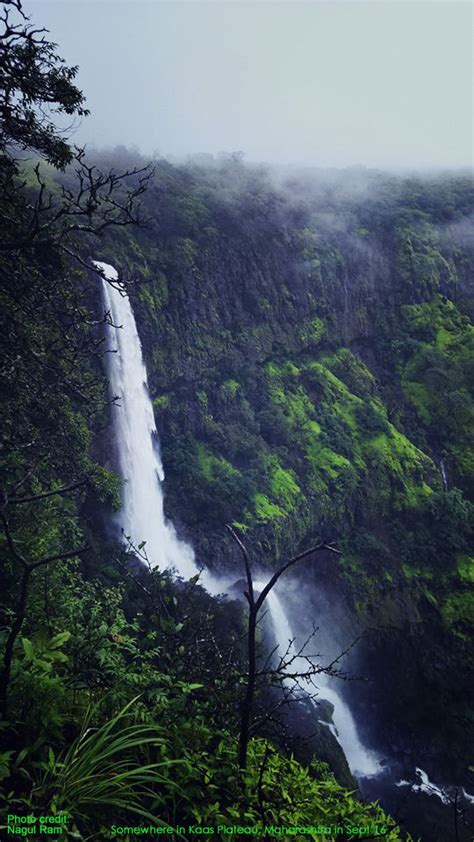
[33,0,473,170]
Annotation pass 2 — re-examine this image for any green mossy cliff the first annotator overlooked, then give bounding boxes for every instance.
[100,159,473,782]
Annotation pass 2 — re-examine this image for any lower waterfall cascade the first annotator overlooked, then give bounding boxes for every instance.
[254,582,382,779]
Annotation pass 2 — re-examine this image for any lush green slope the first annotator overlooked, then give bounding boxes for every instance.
[98,158,474,782]
[2,8,471,839]
[2,145,472,838]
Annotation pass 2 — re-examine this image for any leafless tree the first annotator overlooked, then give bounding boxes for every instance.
[226,524,341,770]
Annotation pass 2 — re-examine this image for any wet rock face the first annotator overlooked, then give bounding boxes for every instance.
[277,692,354,790]
[351,625,474,781]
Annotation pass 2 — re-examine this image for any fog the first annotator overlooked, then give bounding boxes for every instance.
[33,0,472,171]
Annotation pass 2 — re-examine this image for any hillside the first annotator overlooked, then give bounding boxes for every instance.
[1,7,473,839]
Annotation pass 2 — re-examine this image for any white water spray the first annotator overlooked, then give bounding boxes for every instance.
[256,581,381,779]
[97,261,198,579]
[396,768,451,805]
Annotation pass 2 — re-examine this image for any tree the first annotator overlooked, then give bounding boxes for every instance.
[0,0,87,168]
[0,509,88,717]
[226,525,341,771]
[0,0,151,719]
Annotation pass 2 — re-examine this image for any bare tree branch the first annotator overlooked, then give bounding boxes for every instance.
[226,524,341,770]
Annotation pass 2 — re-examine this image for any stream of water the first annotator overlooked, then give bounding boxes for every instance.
[97,260,198,579]
[255,582,381,779]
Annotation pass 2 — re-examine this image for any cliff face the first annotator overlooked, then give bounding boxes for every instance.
[102,159,474,782]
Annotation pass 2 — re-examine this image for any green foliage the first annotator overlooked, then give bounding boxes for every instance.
[221,379,241,399]
[457,555,474,583]
[323,348,376,398]
[269,459,302,512]
[253,493,286,523]
[298,316,326,349]
[0,544,407,840]
[395,220,450,300]
[354,401,390,436]
[184,740,404,839]
[126,166,474,786]
[440,591,474,640]
[255,353,434,524]
[36,698,181,829]
[1,21,473,834]
[428,489,473,552]
[0,3,88,168]
[21,630,70,673]
[396,296,474,490]
[164,435,256,524]
[137,272,169,323]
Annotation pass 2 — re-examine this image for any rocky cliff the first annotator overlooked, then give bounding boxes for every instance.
[100,158,474,792]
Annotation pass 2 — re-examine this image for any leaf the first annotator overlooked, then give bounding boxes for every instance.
[0,750,13,781]
[50,651,68,663]
[21,638,34,659]
[48,631,71,649]
[15,747,31,767]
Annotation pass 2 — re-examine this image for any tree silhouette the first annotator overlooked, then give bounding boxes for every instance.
[226,524,341,770]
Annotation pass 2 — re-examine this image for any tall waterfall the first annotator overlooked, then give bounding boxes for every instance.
[97,261,198,580]
[256,582,381,779]
[97,257,379,775]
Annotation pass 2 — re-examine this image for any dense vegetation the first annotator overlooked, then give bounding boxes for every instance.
[1,3,473,841]
[113,155,473,790]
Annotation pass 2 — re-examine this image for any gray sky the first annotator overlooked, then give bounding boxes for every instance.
[33,0,473,170]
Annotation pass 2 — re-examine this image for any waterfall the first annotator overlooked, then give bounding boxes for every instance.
[97,256,380,776]
[439,458,448,492]
[97,261,198,580]
[256,581,382,779]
